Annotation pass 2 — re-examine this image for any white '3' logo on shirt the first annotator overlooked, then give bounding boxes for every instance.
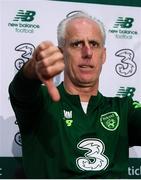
[76,138,109,171]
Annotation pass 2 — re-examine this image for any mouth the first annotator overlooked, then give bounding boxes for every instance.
[79,65,94,69]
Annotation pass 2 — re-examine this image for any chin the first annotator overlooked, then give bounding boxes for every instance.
[77,81,94,87]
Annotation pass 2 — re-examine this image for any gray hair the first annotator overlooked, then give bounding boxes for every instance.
[57,10,106,47]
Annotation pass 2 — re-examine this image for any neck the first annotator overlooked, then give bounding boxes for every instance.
[63,81,98,102]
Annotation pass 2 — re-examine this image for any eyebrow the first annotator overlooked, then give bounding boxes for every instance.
[69,39,101,46]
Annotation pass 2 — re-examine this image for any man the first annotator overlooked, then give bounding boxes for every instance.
[9,11,141,178]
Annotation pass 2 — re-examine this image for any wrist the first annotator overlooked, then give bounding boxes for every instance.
[23,59,38,80]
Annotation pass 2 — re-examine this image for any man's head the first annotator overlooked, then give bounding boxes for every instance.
[57,11,106,93]
[57,11,106,48]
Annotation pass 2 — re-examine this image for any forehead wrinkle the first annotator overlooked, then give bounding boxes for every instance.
[65,18,103,44]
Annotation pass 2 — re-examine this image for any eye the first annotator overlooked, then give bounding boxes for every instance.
[70,41,83,48]
[89,41,100,48]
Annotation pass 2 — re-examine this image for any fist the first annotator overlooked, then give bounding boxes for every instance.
[35,41,64,81]
[23,41,65,101]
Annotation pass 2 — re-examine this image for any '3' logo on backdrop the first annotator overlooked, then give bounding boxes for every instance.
[14,43,35,71]
[115,49,137,77]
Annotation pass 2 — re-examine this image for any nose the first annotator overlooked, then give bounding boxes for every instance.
[81,44,93,59]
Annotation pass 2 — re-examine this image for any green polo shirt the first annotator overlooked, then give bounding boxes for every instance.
[9,69,141,179]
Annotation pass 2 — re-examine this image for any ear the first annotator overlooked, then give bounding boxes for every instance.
[102,47,106,64]
[58,46,63,53]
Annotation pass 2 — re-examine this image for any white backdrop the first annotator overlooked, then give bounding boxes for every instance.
[0,0,141,175]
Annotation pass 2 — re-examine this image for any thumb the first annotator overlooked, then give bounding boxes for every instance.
[44,79,60,102]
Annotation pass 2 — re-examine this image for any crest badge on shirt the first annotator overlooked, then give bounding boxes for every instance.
[100,112,119,131]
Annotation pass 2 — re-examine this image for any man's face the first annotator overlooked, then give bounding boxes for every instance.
[62,18,106,88]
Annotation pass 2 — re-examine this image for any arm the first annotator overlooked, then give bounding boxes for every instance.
[8,66,43,132]
[9,41,64,131]
[128,99,141,146]
[10,41,64,102]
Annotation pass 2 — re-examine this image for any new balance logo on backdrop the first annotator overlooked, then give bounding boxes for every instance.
[8,10,40,33]
[113,17,134,28]
[13,10,36,22]
[116,87,136,98]
[116,87,141,110]
[108,16,138,39]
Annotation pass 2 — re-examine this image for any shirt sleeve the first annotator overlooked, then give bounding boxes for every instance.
[8,68,43,133]
[128,98,141,146]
